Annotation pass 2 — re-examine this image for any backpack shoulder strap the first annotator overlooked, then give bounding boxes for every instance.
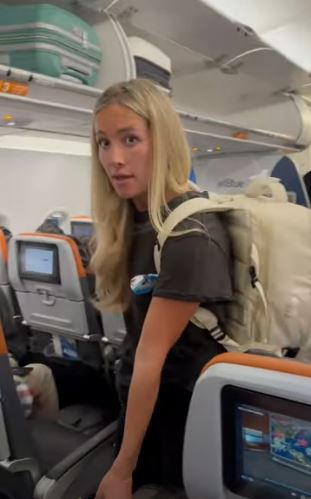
[157,197,219,248]
[154,197,217,273]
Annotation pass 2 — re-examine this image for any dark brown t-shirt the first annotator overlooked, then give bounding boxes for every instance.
[119,191,233,393]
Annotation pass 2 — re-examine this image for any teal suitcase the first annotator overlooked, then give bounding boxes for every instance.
[0,4,102,86]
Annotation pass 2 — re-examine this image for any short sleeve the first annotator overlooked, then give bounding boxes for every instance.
[153,213,232,303]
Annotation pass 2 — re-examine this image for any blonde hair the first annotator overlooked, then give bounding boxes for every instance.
[91,79,191,310]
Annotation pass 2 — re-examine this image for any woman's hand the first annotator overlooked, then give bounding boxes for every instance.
[95,460,133,499]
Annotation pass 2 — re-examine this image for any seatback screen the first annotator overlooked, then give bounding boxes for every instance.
[19,242,60,284]
[71,221,93,239]
[46,216,60,227]
[222,386,311,498]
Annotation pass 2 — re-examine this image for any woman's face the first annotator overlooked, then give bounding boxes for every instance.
[95,104,153,211]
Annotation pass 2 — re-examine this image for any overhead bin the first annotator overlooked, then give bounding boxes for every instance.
[105,0,311,102]
[0,2,310,155]
[0,4,103,86]
[201,0,311,74]
[127,36,172,91]
[0,63,308,156]
[103,0,311,149]
[180,95,311,157]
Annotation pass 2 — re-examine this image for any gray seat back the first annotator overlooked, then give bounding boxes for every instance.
[70,216,94,240]
[9,233,103,368]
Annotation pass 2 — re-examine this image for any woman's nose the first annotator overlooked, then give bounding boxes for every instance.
[107,143,125,166]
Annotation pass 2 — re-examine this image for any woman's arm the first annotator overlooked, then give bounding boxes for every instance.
[112,296,199,476]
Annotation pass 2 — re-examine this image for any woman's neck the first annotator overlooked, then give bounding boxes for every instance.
[132,186,190,213]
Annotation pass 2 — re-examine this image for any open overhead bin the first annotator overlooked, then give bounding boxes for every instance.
[103,0,311,104]
[0,0,311,156]
[200,0,311,75]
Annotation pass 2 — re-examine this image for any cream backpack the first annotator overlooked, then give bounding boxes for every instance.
[154,179,311,358]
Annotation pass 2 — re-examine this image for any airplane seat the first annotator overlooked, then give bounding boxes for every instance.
[8,233,121,434]
[183,352,311,499]
[70,215,94,242]
[0,228,15,315]
[70,215,95,292]
[8,233,105,370]
[0,230,29,362]
[70,216,127,349]
[0,312,116,499]
[27,417,88,472]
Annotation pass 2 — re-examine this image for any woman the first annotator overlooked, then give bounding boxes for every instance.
[91,79,232,498]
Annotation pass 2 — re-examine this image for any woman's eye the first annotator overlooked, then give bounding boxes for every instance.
[125,136,139,146]
[98,138,110,149]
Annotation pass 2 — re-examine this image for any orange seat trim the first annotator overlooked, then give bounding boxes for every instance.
[203,352,311,379]
[0,230,8,264]
[0,322,8,356]
[71,216,92,221]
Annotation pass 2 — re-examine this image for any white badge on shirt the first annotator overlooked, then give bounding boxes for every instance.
[130,274,158,295]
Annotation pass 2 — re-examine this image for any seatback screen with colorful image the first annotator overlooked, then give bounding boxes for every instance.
[270,414,311,475]
[222,387,311,498]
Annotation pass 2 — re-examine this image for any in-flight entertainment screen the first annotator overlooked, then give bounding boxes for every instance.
[222,386,311,499]
[71,221,93,239]
[19,242,60,284]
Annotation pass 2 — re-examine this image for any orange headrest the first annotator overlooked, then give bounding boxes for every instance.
[203,352,311,379]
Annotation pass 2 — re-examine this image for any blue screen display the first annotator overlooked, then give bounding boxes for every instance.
[24,247,54,275]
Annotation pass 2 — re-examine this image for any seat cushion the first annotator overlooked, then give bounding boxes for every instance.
[58,403,117,436]
[28,418,88,473]
[29,402,118,472]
